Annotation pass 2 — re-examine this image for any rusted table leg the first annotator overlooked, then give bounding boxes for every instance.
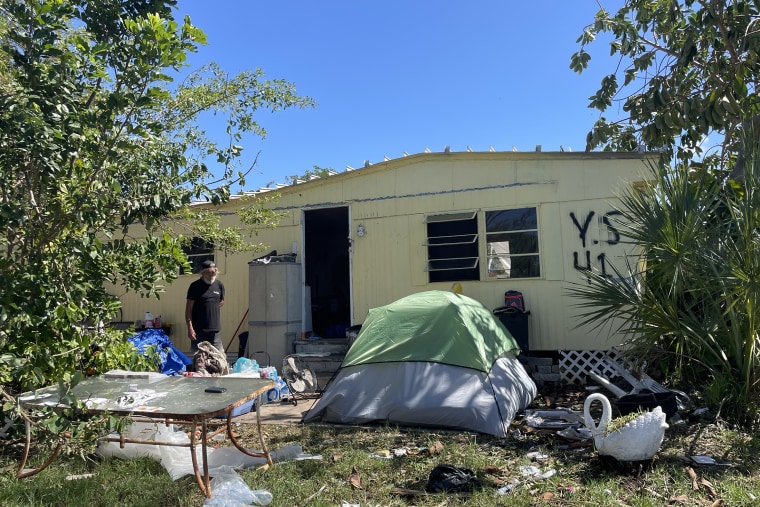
[201,419,210,494]
[189,419,211,498]
[227,395,272,466]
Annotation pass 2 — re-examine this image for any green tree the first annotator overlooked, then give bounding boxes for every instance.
[570,0,760,426]
[0,0,313,429]
[569,140,760,426]
[571,0,760,177]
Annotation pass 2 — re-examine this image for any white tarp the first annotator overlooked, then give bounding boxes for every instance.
[96,422,320,480]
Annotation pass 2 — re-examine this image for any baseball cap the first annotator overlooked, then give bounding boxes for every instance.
[201,260,216,270]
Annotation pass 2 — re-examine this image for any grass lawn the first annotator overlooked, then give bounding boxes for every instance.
[2,387,758,506]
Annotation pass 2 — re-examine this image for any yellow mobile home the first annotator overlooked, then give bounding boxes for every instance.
[117,150,648,366]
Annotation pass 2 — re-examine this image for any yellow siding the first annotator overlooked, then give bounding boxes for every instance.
[116,151,649,354]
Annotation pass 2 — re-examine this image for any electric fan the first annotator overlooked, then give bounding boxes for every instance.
[281,354,318,406]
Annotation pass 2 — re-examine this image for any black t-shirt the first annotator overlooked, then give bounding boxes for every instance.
[187,278,225,331]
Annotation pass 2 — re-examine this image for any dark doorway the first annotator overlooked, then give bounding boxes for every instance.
[304,207,351,338]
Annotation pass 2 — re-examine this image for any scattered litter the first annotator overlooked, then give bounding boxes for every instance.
[82,397,109,409]
[203,467,272,506]
[496,465,556,495]
[496,478,521,495]
[524,409,584,429]
[426,464,482,493]
[294,453,323,461]
[526,451,549,462]
[65,473,95,480]
[556,425,591,441]
[340,502,359,507]
[369,446,428,459]
[519,465,556,479]
[114,389,168,410]
[690,455,732,467]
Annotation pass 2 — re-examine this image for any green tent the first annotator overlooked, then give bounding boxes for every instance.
[304,290,537,437]
[342,290,521,371]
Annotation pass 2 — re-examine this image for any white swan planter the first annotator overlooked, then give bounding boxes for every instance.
[583,392,669,461]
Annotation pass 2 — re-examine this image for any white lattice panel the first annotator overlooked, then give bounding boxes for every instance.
[559,349,623,384]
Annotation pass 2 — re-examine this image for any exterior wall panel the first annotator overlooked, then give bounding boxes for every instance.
[115,152,649,354]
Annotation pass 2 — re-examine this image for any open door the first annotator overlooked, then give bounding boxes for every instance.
[303,207,351,338]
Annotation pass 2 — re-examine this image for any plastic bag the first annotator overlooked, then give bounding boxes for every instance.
[426,464,482,493]
[158,426,200,480]
[233,357,259,374]
[96,421,166,460]
[203,467,272,506]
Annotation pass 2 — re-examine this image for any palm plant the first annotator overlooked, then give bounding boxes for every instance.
[569,143,760,427]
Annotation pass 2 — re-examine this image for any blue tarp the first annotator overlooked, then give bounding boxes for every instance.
[129,329,192,376]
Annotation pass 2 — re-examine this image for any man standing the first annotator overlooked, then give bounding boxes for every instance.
[186,259,225,353]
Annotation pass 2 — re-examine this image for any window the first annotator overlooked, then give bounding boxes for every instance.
[485,208,540,279]
[425,212,479,282]
[183,237,214,275]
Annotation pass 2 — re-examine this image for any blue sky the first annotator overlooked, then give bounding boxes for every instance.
[175,1,623,191]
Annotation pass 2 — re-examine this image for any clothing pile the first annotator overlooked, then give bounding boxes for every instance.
[192,341,230,376]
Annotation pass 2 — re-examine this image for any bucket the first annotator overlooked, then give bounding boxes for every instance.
[617,390,678,419]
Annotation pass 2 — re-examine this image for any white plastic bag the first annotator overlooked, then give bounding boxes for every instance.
[203,466,272,506]
[96,421,165,460]
[157,426,200,480]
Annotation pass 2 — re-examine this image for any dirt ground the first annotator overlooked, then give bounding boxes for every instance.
[235,372,333,425]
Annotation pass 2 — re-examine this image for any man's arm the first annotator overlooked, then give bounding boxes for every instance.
[185,299,196,341]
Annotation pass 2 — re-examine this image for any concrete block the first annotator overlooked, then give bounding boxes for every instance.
[523,356,554,367]
[533,372,562,382]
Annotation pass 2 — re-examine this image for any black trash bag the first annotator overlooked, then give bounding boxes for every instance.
[425,464,482,493]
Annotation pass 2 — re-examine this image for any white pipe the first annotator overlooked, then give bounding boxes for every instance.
[588,370,627,398]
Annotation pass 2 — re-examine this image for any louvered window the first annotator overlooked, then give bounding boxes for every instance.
[424,211,479,282]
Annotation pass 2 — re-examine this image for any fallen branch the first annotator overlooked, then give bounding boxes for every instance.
[298,484,326,507]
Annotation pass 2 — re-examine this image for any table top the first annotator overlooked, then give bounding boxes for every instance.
[19,374,274,420]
